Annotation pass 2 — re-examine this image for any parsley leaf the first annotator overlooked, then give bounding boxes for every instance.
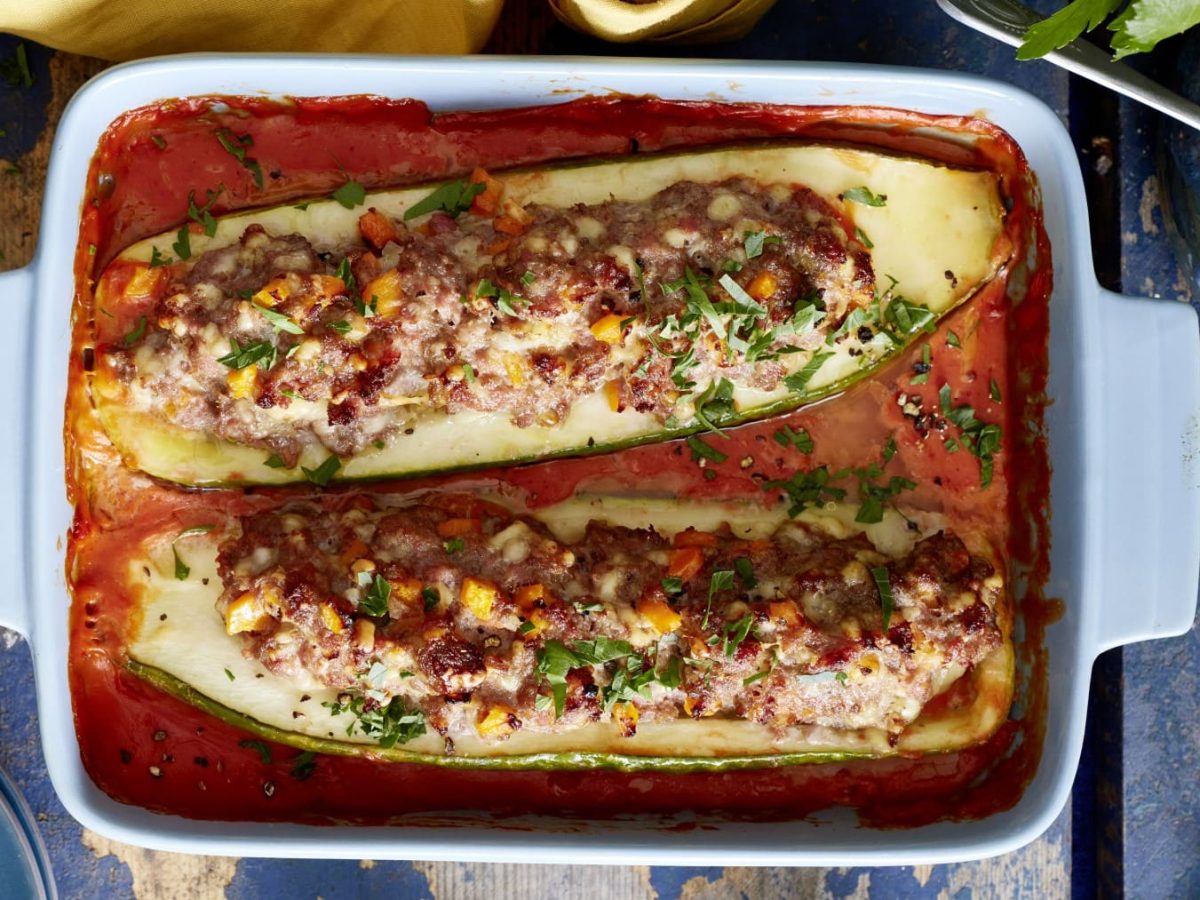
[842,186,887,207]
[252,303,304,335]
[702,569,735,629]
[172,545,189,581]
[332,179,366,209]
[422,587,440,611]
[721,614,754,657]
[172,225,191,261]
[443,537,465,554]
[686,435,727,464]
[990,378,1002,402]
[784,351,833,393]
[238,739,273,764]
[693,377,737,433]
[773,425,814,453]
[148,246,172,268]
[871,566,894,632]
[403,179,485,220]
[1111,0,1200,59]
[946,330,961,349]
[763,465,848,516]
[301,454,341,486]
[217,338,276,370]
[324,694,426,748]
[884,298,936,337]
[264,454,287,468]
[734,557,757,588]
[358,574,391,617]
[186,186,224,237]
[661,576,684,596]
[215,129,264,189]
[855,226,874,249]
[328,320,351,335]
[1017,0,1122,60]
[122,316,147,346]
[743,229,782,259]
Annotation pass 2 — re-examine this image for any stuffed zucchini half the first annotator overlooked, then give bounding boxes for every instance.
[93,143,1011,487]
[126,494,1014,772]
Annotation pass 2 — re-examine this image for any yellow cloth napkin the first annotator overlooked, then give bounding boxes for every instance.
[1,0,504,61]
[549,0,776,43]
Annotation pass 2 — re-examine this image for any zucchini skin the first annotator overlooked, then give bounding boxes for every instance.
[93,143,1010,487]
[126,660,860,773]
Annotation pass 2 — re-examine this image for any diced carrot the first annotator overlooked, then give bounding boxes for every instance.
[636,591,683,635]
[358,209,398,250]
[487,238,513,255]
[470,167,504,216]
[514,583,550,612]
[673,529,719,549]
[389,576,424,607]
[437,518,481,538]
[747,272,779,301]
[338,539,371,567]
[590,313,626,345]
[768,600,801,626]
[666,547,704,581]
[604,379,623,412]
[492,215,526,237]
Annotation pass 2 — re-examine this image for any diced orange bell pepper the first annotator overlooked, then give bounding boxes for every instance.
[666,547,704,581]
[673,529,719,549]
[358,209,398,250]
[747,272,779,301]
[470,167,504,216]
[636,591,683,635]
[436,518,481,538]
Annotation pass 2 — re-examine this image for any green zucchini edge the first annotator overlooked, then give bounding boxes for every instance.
[126,658,866,773]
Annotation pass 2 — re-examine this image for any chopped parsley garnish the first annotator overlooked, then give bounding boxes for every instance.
[659,655,684,689]
[151,134,167,149]
[358,574,391,617]
[215,129,264,189]
[422,587,440,611]
[702,569,735,629]
[660,576,684,596]
[938,383,1003,487]
[328,320,351,335]
[462,363,476,383]
[871,566,894,632]
[944,437,960,453]
[743,229,782,259]
[883,297,936,337]
[883,435,898,463]
[301,454,341,486]
[217,338,276,371]
[734,557,757,588]
[946,330,961,349]
[172,546,189,581]
[773,425,814,453]
[264,453,287,468]
[1,43,33,88]
[854,467,916,525]
[186,185,224,237]
[403,179,485,221]
[475,279,528,317]
[990,378,1002,402]
[224,667,235,681]
[842,185,887,207]
[172,225,191,261]
[356,295,378,318]
[783,351,833,393]
[692,377,736,433]
[122,316,147,346]
[835,671,849,686]
[332,178,366,209]
[148,246,172,268]
[252,303,304,335]
[334,257,357,294]
[910,343,932,385]
[686,435,727,464]
[288,751,317,781]
[324,694,426,748]
[573,600,605,613]
[721,615,754,657]
[520,271,536,286]
[854,226,874,249]
[238,739,272,764]
[444,537,465,554]
[743,670,771,686]
[763,466,848,516]
[518,621,537,635]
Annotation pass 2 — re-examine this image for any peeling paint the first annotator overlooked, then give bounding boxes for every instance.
[413,861,655,900]
[1139,178,1162,236]
[679,866,830,899]
[81,829,237,900]
[935,829,1070,899]
[912,863,935,887]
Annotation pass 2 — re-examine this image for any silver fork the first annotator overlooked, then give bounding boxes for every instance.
[937,0,1200,132]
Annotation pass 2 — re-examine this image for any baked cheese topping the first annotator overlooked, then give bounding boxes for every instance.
[210,495,1002,750]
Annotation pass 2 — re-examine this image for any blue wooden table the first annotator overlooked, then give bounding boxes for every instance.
[1,1,1197,896]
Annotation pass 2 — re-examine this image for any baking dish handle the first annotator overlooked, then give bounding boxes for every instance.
[0,265,32,638]
[1093,288,1200,655]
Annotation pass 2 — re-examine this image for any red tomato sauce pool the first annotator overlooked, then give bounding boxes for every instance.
[67,95,1053,825]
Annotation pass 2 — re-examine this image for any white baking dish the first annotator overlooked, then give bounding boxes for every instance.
[0,56,1196,866]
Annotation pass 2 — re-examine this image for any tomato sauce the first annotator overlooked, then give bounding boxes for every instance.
[67,95,1052,826]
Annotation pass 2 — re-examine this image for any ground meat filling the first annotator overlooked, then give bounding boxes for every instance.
[111,177,874,464]
[215,497,1002,748]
